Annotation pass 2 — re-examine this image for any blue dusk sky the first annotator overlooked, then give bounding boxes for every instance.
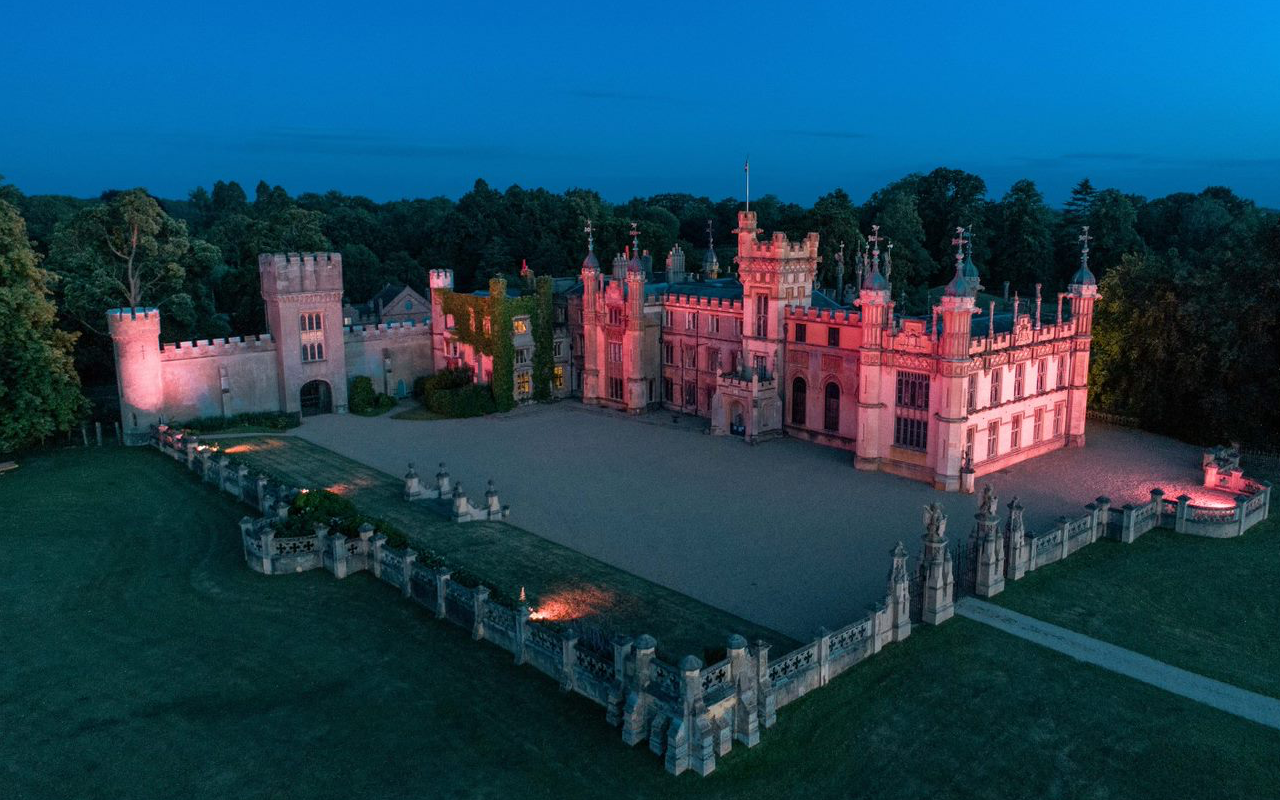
[3,0,1279,207]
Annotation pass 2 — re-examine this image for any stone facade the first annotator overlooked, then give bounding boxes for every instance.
[109,253,434,442]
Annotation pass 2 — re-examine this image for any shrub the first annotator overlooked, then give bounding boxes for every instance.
[178,412,299,434]
[348,376,377,414]
[427,384,497,418]
[417,367,475,406]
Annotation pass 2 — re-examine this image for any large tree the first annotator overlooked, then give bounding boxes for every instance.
[991,179,1054,291]
[0,198,84,452]
[49,189,193,335]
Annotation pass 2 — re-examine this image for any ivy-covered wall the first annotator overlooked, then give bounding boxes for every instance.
[434,275,554,412]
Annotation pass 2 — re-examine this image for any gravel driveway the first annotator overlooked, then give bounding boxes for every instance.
[292,403,1203,640]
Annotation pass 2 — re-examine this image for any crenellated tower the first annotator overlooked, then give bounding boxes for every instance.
[428,268,455,372]
[259,252,348,415]
[734,210,819,381]
[107,307,164,443]
[1065,227,1099,447]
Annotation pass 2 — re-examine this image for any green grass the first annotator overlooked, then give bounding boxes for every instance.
[993,465,1280,699]
[350,395,399,417]
[3,446,1278,800]
[202,435,793,659]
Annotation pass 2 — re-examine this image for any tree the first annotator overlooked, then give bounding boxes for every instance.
[808,189,860,292]
[0,198,84,452]
[49,189,192,335]
[991,179,1054,291]
[872,189,932,314]
[913,168,989,282]
[1084,189,1143,280]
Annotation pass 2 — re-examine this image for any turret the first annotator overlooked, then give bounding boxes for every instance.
[107,307,164,444]
[854,227,892,472]
[702,219,719,279]
[259,251,348,415]
[429,269,454,372]
[666,244,686,284]
[1064,227,1099,447]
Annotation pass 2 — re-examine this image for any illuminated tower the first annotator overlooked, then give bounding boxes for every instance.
[854,227,891,471]
[932,229,979,490]
[579,220,603,404]
[107,306,164,444]
[429,267,455,371]
[259,252,348,416]
[1065,226,1099,447]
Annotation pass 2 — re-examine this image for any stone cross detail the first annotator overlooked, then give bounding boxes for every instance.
[1079,225,1092,266]
[629,221,640,251]
[952,226,966,267]
[584,218,594,251]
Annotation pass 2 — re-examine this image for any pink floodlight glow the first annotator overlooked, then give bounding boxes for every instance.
[528,585,617,622]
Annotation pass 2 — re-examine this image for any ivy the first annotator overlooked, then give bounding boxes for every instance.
[532,276,554,401]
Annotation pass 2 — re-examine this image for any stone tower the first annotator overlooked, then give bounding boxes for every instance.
[429,268,455,372]
[931,230,980,490]
[259,252,348,416]
[734,210,819,381]
[1065,227,1099,447]
[107,307,164,444]
[854,232,891,471]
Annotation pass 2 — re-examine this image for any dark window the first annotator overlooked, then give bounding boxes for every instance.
[893,416,928,450]
[663,378,673,402]
[823,382,840,431]
[895,371,930,410]
[827,327,840,347]
[791,377,807,426]
[684,381,696,407]
[794,323,807,343]
[755,294,767,337]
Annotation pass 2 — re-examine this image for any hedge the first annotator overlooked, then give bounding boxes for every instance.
[178,412,299,434]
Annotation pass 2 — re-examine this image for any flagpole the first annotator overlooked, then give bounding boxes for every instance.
[745,156,750,214]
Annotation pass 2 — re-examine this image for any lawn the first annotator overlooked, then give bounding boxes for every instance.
[199,434,794,659]
[993,460,1280,699]
[2,446,1277,800]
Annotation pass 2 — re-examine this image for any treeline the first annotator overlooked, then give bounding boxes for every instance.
[0,169,1276,450]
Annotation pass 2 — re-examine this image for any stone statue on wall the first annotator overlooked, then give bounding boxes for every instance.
[978,485,998,517]
[923,502,947,542]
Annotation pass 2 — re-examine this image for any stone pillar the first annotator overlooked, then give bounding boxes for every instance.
[314,522,329,565]
[218,456,232,492]
[358,524,374,571]
[256,474,270,513]
[1057,516,1070,562]
[1093,496,1111,542]
[95,421,103,446]
[200,449,212,481]
[433,569,451,619]
[1151,488,1166,528]
[1235,495,1250,536]
[1118,504,1137,543]
[370,532,386,579]
[402,549,416,597]
[186,442,198,472]
[668,655,705,776]
[513,602,531,665]
[472,585,489,641]
[235,464,249,501]
[972,489,1005,598]
[560,629,579,692]
[435,462,451,497]
[726,634,759,747]
[1005,498,1028,580]
[452,484,469,522]
[1176,494,1191,533]
[485,480,501,516]
[621,634,656,747]
[403,463,422,501]
[751,640,776,729]
[886,542,912,643]
[324,525,348,578]
[919,503,955,624]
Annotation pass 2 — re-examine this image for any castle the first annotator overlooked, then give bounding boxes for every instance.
[110,210,1099,491]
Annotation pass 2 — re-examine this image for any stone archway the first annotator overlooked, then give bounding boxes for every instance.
[300,380,332,416]
[729,401,746,437]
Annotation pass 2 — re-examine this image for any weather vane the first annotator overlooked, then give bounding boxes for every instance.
[583,218,594,251]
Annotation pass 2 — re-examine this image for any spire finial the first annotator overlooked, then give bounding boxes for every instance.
[583,218,594,252]
[952,226,966,271]
[706,218,715,251]
[629,220,640,251]
[744,156,750,213]
[1079,225,1092,269]
[868,224,882,271]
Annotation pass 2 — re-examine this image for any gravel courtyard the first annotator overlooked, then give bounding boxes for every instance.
[293,404,1204,640]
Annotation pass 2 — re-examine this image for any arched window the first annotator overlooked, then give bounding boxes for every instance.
[824,382,840,431]
[791,377,807,426]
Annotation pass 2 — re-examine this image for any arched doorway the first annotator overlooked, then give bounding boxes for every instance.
[729,402,746,437]
[300,380,332,416]
[791,377,807,426]
[824,382,840,431]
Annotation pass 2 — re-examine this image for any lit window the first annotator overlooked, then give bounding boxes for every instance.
[516,371,532,397]
[553,366,564,389]
[513,318,529,335]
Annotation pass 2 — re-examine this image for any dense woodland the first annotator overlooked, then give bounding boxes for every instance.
[0,167,1277,452]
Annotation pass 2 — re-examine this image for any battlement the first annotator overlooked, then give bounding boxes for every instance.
[783,305,856,325]
[259,252,344,296]
[429,269,454,290]
[343,320,435,341]
[968,316,1077,355]
[159,333,277,361]
[661,293,743,312]
[106,307,161,337]
[738,230,820,262]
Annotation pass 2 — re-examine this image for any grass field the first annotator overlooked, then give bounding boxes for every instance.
[199,434,794,659]
[993,463,1280,699]
[2,446,1278,800]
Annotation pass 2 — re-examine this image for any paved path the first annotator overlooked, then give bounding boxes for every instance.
[291,404,1202,639]
[956,597,1280,731]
